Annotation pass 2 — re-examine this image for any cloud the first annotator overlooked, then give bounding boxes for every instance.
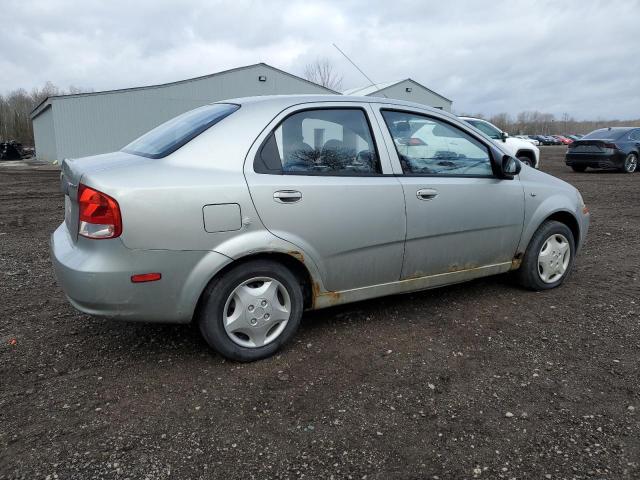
[1,0,638,119]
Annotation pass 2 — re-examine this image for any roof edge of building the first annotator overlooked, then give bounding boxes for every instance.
[30,63,337,119]
[372,78,452,103]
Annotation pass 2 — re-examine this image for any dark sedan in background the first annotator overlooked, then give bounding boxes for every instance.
[565,127,640,173]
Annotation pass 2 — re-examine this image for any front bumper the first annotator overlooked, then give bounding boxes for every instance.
[565,152,625,169]
[50,223,231,323]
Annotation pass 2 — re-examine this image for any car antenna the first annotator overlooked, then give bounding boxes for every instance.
[332,43,388,98]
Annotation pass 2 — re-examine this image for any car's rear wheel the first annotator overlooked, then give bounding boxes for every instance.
[622,153,637,173]
[515,220,575,290]
[198,259,303,362]
[517,156,532,167]
[571,165,587,172]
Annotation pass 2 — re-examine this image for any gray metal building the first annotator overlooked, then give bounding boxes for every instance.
[30,63,336,162]
[343,79,452,112]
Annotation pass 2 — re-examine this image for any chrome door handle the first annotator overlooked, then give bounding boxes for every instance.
[416,188,438,200]
[273,190,302,203]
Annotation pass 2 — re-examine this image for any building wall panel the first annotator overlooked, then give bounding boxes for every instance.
[37,65,334,161]
[32,105,57,161]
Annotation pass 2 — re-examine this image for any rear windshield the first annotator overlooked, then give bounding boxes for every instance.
[582,128,628,140]
[122,103,239,158]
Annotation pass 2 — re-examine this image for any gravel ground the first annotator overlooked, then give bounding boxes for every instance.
[1,146,639,479]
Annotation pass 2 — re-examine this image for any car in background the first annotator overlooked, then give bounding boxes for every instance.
[534,135,560,146]
[553,135,573,145]
[516,135,540,146]
[460,117,540,168]
[50,95,589,361]
[565,127,640,173]
[530,135,552,146]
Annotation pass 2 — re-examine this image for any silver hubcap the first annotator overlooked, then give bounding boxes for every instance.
[625,154,637,172]
[223,277,291,348]
[537,234,571,284]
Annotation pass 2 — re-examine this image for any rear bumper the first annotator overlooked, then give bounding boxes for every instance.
[50,223,231,323]
[565,152,625,169]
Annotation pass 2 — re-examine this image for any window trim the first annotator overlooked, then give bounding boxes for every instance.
[380,108,501,179]
[253,106,384,177]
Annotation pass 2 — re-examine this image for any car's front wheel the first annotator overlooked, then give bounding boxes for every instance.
[622,153,637,173]
[198,259,303,362]
[515,220,575,290]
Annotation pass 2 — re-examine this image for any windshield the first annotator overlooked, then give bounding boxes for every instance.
[582,128,627,140]
[123,103,239,158]
[464,119,502,139]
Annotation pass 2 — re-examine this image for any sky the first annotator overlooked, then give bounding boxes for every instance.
[2,0,639,120]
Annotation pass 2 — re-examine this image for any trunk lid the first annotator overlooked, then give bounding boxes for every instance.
[569,139,616,153]
[60,151,146,241]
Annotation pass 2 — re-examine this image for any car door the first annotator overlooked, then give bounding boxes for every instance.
[244,103,406,292]
[373,106,525,279]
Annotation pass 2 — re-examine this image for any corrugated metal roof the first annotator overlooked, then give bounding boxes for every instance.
[342,78,452,103]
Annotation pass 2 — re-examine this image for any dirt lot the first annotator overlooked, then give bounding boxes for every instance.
[1,146,639,479]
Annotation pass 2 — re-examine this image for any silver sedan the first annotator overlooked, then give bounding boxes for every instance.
[51,95,590,361]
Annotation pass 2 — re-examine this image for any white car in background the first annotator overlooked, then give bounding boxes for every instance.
[516,135,540,146]
[460,117,540,168]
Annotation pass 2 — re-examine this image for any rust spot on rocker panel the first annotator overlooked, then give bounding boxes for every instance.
[511,252,524,270]
[405,271,426,280]
[446,262,479,273]
[311,279,341,309]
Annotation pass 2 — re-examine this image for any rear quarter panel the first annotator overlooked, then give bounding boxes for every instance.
[80,102,281,252]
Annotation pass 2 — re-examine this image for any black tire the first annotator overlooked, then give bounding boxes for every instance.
[198,259,303,362]
[621,153,637,173]
[571,165,587,172]
[517,156,533,167]
[514,220,576,291]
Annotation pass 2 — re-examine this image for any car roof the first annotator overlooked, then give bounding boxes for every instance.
[590,127,635,133]
[216,94,456,119]
[458,116,487,121]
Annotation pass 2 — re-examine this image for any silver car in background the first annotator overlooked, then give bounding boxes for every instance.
[51,95,590,361]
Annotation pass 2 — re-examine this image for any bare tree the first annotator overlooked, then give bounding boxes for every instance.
[304,58,343,91]
[0,82,92,145]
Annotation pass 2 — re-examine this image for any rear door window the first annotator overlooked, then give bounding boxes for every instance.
[255,108,381,175]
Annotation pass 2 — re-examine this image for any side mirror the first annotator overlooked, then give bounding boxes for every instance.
[501,155,521,179]
[501,131,509,142]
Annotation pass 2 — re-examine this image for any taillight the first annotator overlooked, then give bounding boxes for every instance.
[603,142,617,149]
[78,184,122,239]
